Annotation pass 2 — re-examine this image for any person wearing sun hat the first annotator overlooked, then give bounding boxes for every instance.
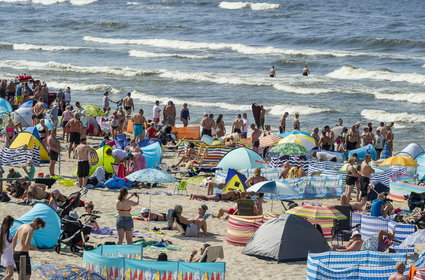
[332,231,363,252]
[139,208,168,222]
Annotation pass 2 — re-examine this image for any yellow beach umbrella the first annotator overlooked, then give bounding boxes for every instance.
[380,155,419,167]
[278,134,316,151]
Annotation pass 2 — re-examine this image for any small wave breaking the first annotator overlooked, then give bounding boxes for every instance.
[218,1,280,10]
[361,109,425,123]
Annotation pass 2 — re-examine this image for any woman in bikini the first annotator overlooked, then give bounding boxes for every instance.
[245,168,268,187]
[117,106,126,133]
[139,208,167,222]
[110,111,120,140]
[38,119,49,147]
[5,118,15,147]
[215,114,226,138]
[116,189,139,244]
[361,127,374,146]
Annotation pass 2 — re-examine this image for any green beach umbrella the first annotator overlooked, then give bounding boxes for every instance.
[269,143,309,155]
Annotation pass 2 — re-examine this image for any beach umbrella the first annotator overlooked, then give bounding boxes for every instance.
[259,134,282,148]
[81,105,106,117]
[217,147,268,170]
[126,168,177,183]
[380,155,419,167]
[400,230,425,247]
[286,205,347,220]
[269,143,309,155]
[330,126,344,143]
[247,180,299,197]
[278,134,316,151]
[276,131,310,138]
[0,98,12,114]
[33,264,105,279]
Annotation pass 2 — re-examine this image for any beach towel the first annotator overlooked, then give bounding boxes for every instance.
[92,166,105,183]
[117,163,126,179]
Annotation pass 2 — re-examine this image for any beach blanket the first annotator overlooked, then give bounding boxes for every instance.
[91,227,151,239]
[0,146,40,166]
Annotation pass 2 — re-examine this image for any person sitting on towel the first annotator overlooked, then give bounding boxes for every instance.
[332,231,363,252]
[173,204,208,237]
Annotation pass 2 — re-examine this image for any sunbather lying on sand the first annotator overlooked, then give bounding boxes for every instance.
[190,190,241,201]
[137,208,167,222]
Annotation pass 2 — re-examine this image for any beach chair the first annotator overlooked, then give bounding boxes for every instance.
[198,246,224,262]
[332,205,355,244]
[236,199,255,216]
[174,180,188,195]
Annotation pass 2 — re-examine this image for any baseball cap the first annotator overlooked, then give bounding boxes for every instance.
[141,208,150,214]
[200,204,208,211]
[351,231,361,238]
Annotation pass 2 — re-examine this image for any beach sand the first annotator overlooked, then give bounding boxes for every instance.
[0,134,415,280]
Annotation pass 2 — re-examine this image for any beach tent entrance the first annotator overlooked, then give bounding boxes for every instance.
[9,127,49,161]
[242,214,329,262]
[222,169,248,192]
[89,144,114,175]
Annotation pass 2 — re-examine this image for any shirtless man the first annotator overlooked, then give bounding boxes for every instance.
[279,112,289,133]
[131,109,146,142]
[47,130,61,176]
[250,124,262,154]
[190,190,241,202]
[388,262,408,280]
[269,66,276,77]
[31,98,45,125]
[360,154,375,202]
[5,80,16,102]
[122,92,134,116]
[65,113,84,158]
[386,125,394,152]
[332,231,363,252]
[163,101,176,126]
[293,113,300,130]
[13,218,45,279]
[200,113,214,136]
[376,122,388,141]
[232,114,244,135]
[75,138,92,187]
[346,125,360,150]
[279,162,291,179]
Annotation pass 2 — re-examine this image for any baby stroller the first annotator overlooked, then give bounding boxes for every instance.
[55,211,96,254]
[57,188,87,218]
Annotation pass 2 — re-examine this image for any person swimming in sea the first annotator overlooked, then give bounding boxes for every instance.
[269,66,276,77]
[302,65,310,76]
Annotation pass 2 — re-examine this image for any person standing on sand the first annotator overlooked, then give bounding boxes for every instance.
[215,114,226,138]
[346,125,360,151]
[0,216,15,280]
[279,112,289,133]
[47,130,61,176]
[360,154,374,203]
[269,66,276,77]
[242,113,249,138]
[12,218,46,280]
[180,103,190,127]
[65,113,83,158]
[200,113,213,136]
[116,189,139,244]
[293,113,300,130]
[132,109,146,142]
[31,97,45,126]
[102,91,112,114]
[122,92,134,116]
[302,65,310,76]
[259,106,266,130]
[164,101,176,126]
[75,138,91,187]
[232,114,244,136]
[250,124,262,154]
[152,100,161,125]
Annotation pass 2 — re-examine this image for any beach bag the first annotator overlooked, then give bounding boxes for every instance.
[185,224,199,237]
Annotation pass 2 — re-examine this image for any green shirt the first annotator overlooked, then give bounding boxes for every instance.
[25,165,36,180]
[7,171,22,179]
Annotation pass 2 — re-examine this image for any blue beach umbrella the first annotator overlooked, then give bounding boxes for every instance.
[126,168,176,183]
[0,98,12,114]
[217,147,268,170]
[247,180,299,197]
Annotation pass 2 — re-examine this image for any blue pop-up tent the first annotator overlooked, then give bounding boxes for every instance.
[141,141,162,168]
[10,202,61,248]
[0,98,12,114]
[347,144,377,161]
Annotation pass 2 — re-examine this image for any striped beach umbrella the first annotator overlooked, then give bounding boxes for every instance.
[286,205,347,220]
[278,134,316,151]
[269,143,309,155]
[259,134,282,148]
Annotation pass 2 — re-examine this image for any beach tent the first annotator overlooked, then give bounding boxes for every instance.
[20,100,37,108]
[141,141,162,168]
[217,147,268,170]
[222,169,248,192]
[347,144,377,161]
[9,127,49,161]
[0,97,12,114]
[242,214,329,262]
[13,106,33,127]
[416,153,425,180]
[397,143,425,159]
[89,144,114,175]
[10,202,61,248]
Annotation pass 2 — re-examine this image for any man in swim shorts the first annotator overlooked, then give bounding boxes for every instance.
[360,154,375,202]
[251,124,262,154]
[132,109,146,142]
[65,113,84,158]
[200,113,214,136]
[232,114,244,136]
[76,138,91,187]
[190,190,241,202]
[122,92,134,116]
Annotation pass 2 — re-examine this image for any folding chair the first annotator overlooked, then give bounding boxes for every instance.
[199,246,224,262]
[237,199,255,216]
[174,180,188,195]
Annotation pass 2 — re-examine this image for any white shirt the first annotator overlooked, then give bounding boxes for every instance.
[112,149,127,161]
[153,105,161,119]
[243,117,249,133]
[64,91,71,102]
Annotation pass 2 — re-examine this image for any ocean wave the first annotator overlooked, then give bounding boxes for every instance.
[132,90,330,115]
[11,43,85,51]
[361,109,425,123]
[129,50,208,59]
[327,66,425,86]
[218,1,280,10]
[373,92,425,104]
[83,36,424,60]
[69,0,98,5]
[272,83,334,95]
[0,59,159,77]
[126,1,139,4]
[47,81,120,94]
[0,0,96,4]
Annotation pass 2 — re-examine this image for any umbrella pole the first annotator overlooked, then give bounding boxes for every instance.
[271,199,274,212]
[147,182,152,231]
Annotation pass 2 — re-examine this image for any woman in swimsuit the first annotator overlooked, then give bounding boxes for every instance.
[0,216,15,280]
[116,189,139,244]
[38,119,49,147]
[345,158,360,198]
[110,111,120,140]
[5,119,15,147]
[117,106,126,133]
[215,114,226,138]
[245,168,268,187]
[361,127,374,146]
[139,208,167,222]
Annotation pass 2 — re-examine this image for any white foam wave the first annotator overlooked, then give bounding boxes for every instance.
[273,83,334,95]
[83,36,425,60]
[219,1,280,10]
[0,0,94,4]
[69,0,97,5]
[12,43,84,51]
[132,90,329,115]
[47,81,120,94]
[32,0,66,4]
[361,110,425,123]
[129,50,207,59]
[373,92,425,104]
[126,1,139,4]
[0,59,158,77]
[327,66,425,86]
